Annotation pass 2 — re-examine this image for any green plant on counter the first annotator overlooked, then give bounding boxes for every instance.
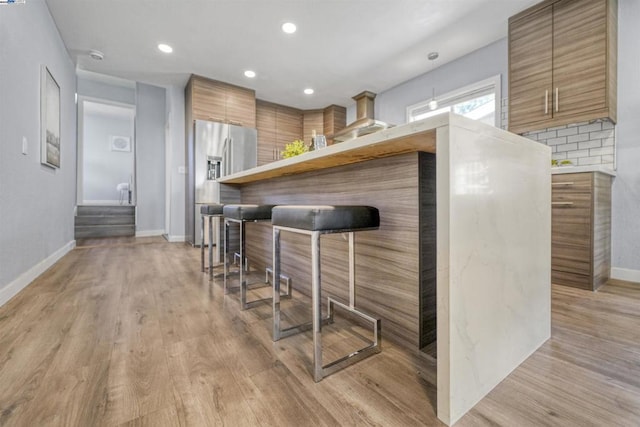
[282,139,308,158]
[551,159,573,166]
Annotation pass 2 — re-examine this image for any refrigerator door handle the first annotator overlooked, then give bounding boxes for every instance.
[222,137,229,176]
[228,137,233,175]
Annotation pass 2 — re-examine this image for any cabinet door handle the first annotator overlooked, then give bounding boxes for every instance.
[545,90,549,115]
[552,202,574,206]
[555,88,559,113]
[552,182,574,186]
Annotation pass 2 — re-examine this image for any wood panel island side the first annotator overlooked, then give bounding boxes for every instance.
[218,113,552,425]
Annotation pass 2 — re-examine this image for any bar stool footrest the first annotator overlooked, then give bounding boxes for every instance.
[318,297,381,381]
[277,317,333,340]
[233,252,250,271]
[266,267,292,299]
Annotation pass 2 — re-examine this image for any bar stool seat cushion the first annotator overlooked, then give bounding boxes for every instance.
[272,205,379,232]
[201,204,224,215]
[223,204,275,221]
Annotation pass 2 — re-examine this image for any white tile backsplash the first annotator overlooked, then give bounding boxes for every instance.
[522,119,615,168]
[557,127,578,137]
[557,143,578,152]
[502,98,615,168]
[578,139,603,150]
[567,133,590,144]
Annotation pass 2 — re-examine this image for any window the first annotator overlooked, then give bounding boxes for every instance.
[406,75,501,127]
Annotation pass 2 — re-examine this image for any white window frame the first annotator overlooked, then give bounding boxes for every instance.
[405,75,502,127]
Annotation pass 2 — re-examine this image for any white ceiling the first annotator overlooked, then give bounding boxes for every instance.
[45,0,538,110]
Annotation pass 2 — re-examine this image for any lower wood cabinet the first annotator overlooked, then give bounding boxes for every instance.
[551,171,612,290]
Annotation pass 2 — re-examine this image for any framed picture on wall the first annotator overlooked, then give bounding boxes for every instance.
[40,66,61,168]
[110,135,131,152]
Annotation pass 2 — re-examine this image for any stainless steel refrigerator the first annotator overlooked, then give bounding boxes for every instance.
[186,120,257,246]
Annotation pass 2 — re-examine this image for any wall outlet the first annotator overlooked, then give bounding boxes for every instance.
[22,136,28,155]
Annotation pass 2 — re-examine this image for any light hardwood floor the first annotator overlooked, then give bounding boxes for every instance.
[1,237,639,426]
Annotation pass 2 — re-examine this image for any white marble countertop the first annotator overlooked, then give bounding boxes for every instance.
[551,164,616,176]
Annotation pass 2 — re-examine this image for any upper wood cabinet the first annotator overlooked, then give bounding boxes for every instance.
[303,110,324,147]
[256,102,347,166]
[256,100,303,166]
[322,105,347,145]
[508,0,617,134]
[186,75,256,128]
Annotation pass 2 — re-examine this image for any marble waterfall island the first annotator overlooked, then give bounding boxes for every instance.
[219,113,551,425]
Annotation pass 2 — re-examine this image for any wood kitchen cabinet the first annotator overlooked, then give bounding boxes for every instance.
[508,0,617,134]
[551,171,612,290]
[256,100,303,165]
[303,109,324,147]
[302,106,347,146]
[256,101,346,166]
[323,105,347,145]
[186,75,256,128]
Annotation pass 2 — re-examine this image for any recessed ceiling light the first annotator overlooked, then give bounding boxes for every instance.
[244,70,256,78]
[158,43,173,53]
[282,22,297,34]
[304,88,314,95]
[427,51,439,61]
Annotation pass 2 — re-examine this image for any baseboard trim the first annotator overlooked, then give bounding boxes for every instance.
[164,234,187,243]
[610,267,640,284]
[135,229,165,237]
[0,240,76,308]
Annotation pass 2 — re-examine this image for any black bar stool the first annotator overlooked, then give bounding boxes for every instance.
[200,204,224,279]
[223,204,277,310]
[271,205,381,382]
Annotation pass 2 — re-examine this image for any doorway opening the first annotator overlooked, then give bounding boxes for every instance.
[77,97,136,206]
[75,97,136,240]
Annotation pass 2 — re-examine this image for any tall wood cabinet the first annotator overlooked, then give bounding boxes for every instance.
[551,171,612,290]
[508,0,617,134]
[256,100,303,166]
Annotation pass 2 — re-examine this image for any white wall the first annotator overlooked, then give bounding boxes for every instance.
[346,38,509,127]
[611,0,640,277]
[83,112,134,202]
[77,74,136,105]
[0,0,77,300]
[165,85,187,241]
[135,82,166,235]
[370,9,640,276]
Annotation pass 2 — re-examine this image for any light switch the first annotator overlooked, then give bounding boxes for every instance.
[22,137,28,155]
[178,166,186,174]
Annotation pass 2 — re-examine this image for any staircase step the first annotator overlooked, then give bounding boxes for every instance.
[77,205,135,216]
[75,215,134,226]
[74,224,135,239]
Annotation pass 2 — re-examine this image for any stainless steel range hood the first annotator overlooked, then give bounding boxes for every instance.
[332,91,393,142]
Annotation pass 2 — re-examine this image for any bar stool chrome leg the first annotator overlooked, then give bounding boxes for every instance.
[200,214,205,273]
[273,227,281,340]
[272,225,381,382]
[223,218,229,293]
[311,230,323,382]
[208,215,214,279]
[200,205,225,280]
